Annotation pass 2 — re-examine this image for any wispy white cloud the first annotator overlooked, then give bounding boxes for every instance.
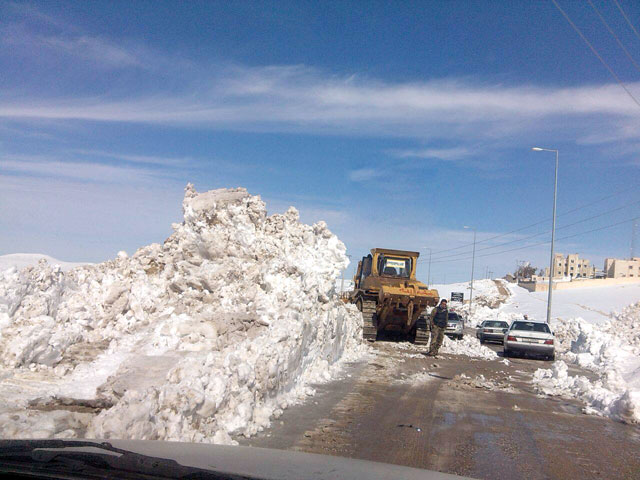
[0,154,173,184]
[348,168,382,182]
[1,23,144,69]
[393,146,472,161]
[71,149,192,167]
[41,34,142,68]
[1,65,639,143]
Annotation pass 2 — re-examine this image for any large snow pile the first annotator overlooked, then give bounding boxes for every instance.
[0,185,363,443]
[533,302,640,424]
[433,279,511,327]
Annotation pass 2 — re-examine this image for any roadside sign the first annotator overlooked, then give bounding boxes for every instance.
[451,292,464,302]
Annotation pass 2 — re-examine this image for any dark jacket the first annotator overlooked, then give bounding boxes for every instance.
[430,306,449,328]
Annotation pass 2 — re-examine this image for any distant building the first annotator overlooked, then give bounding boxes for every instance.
[604,257,640,278]
[543,253,595,279]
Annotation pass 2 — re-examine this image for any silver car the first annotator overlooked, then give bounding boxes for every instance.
[477,320,509,344]
[444,312,464,340]
[503,320,555,361]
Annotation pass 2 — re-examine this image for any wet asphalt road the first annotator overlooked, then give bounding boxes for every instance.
[240,333,640,480]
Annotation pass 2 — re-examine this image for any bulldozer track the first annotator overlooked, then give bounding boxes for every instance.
[414,315,430,345]
[361,300,378,342]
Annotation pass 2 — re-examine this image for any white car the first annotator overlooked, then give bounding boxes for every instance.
[503,320,555,361]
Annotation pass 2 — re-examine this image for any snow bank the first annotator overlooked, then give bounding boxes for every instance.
[533,302,640,424]
[0,185,363,443]
[392,335,497,361]
[439,335,498,360]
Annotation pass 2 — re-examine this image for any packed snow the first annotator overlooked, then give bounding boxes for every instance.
[0,185,364,443]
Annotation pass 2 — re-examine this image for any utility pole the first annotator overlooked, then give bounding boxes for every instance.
[532,147,559,324]
[464,226,477,317]
[632,218,639,259]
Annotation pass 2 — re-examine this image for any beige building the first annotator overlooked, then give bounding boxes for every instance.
[543,253,595,279]
[604,257,640,278]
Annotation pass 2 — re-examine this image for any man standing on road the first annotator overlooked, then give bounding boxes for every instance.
[428,299,449,356]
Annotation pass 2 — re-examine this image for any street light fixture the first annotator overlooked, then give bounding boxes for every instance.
[463,225,477,317]
[532,147,559,324]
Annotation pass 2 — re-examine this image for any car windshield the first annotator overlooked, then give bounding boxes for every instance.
[485,321,508,328]
[379,256,411,277]
[511,322,551,333]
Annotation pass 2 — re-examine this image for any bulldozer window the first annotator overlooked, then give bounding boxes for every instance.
[362,255,372,277]
[379,256,411,278]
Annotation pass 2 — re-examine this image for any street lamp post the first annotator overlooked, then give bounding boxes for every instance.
[463,225,477,317]
[532,147,559,324]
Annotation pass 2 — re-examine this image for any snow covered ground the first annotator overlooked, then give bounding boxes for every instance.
[501,282,640,325]
[451,279,640,424]
[0,253,89,272]
[0,185,364,443]
[430,277,640,424]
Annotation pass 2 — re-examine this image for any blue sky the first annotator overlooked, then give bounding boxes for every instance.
[1,0,639,283]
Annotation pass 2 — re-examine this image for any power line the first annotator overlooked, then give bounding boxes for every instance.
[426,183,638,257]
[424,198,640,262]
[428,216,638,265]
[552,0,640,110]
[588,0,640,75]
[613,0,640,43]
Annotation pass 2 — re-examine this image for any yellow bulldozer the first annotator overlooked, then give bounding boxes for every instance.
[350,248,439,344]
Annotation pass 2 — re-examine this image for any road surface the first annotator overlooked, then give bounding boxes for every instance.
[240,332,640,479]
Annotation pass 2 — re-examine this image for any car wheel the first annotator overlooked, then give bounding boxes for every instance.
[503,348,509,357]
[479,336,484,344]
[548,353,555,361]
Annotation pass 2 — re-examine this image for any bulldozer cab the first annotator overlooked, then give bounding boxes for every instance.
[371,248,418,279]
[354,249,418,289]
[377,254,412,278]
